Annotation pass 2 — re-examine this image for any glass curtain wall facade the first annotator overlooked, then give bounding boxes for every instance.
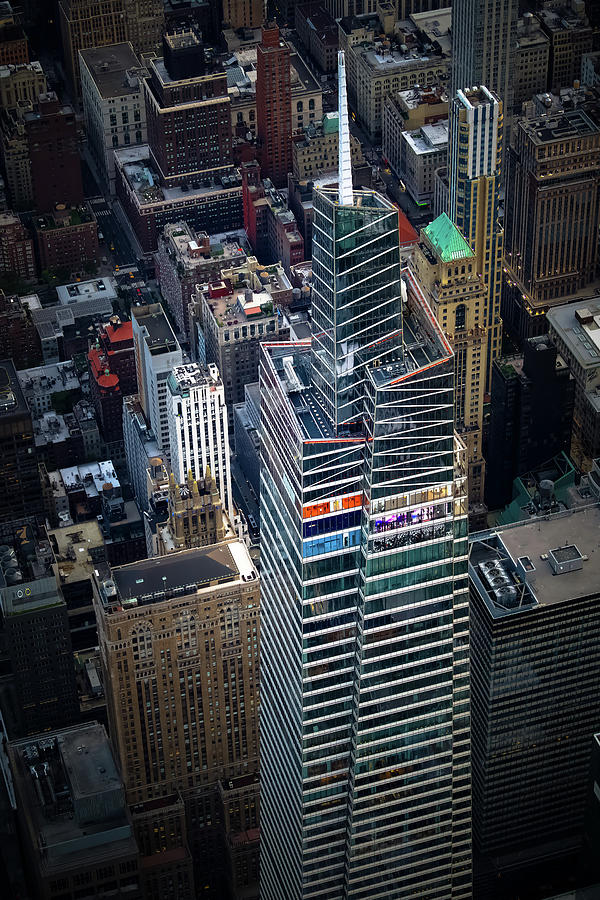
[260,185,472,900]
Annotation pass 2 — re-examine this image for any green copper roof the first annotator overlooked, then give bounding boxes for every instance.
[423,212,474,262]
[322,112,339,134]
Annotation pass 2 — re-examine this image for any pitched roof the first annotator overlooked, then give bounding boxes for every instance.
[422,212,473,262]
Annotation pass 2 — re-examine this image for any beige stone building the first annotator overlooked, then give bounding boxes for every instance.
[340,5,451,140]
[412,213,488,510]
[156,469,227,555]
[123,0,164,57]
[59,0,128,95]
[94,536,260,895]
[385,83,448,134]
[538,2,593,93]
[292,111,363,179]
[0,60,46,110]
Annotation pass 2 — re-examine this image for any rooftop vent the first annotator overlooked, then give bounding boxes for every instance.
[548,544,584,575]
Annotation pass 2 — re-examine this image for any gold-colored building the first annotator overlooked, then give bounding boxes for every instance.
[156,469,227,555]
[413,212,488,512]
[94,536,260,896]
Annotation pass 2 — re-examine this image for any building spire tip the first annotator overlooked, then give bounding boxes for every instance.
[337,50,353,206]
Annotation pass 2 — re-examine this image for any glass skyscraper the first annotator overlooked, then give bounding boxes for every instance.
[259,53,472,900]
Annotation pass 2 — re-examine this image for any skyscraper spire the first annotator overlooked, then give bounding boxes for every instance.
[337,50,353,206]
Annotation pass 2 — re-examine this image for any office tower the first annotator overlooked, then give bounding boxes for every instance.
[256,24,292,188]
[8,723,142,900]
[340,9,452,143]
[538,3,593,93]
[144,29,233,186]
[25,92,83,212]
[197,263,291,430]
[167,363,233,519]
[131,303,182,458]
[469,504,600,898]
[94,540,260,897]
[123,0,164,57]
[449,86,503,390]
[513,13,550,109]
[503,109,600,342]
[486,335,574,511]
[0,293,41,368]
[58,0,128,95]
[0,360,43,523]
[156,469,226,555]
[451,0,517,116]
[0,520,78,737]
[79,43,147,194]
[234,381,261,497]
[412,212,488,518]
[223,0,264,29]
[155,222,249,343]
[547,299,600,466]
[260,50,471,900]
[0,105,33,210]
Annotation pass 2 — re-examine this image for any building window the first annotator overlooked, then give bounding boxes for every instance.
[297,101,303,112]
[455,305,466,329]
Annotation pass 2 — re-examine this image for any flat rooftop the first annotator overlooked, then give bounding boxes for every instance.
[358,8,451,73]
[470,503,600,616]
[107,541,256,608]
[132,304,178,355]
[9,724,135,873]
[521,108,599,143]
[404,120,448,154]
[547,298,600,370]
[168,362,222,393]
[79,43,144,98]
[56,278,116,305]
[161,222,248,267]
[49,520,104,585]
[60,461,120,497]
[18,361,80,396]
[116,145,242,206]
